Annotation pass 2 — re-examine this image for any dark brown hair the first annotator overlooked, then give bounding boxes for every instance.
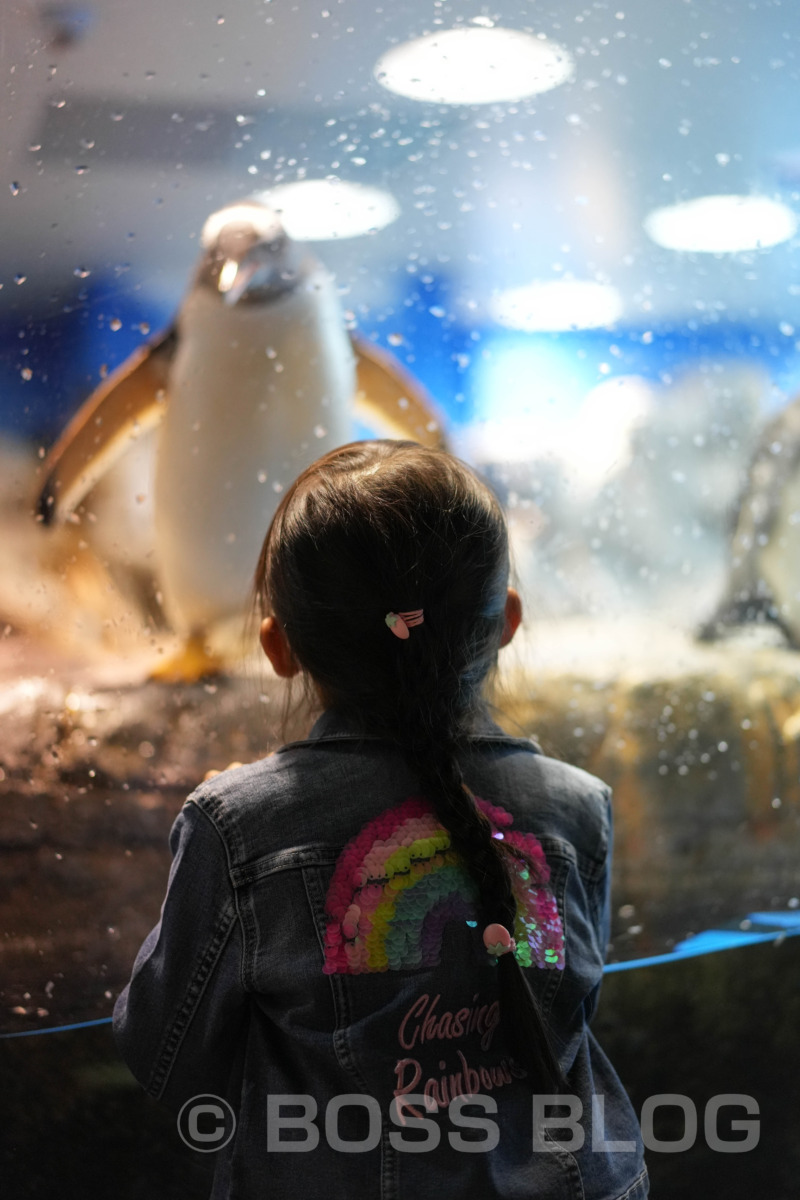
[254,439,563,1090]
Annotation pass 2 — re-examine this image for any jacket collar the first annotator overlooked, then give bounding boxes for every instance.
[283,705,540,752]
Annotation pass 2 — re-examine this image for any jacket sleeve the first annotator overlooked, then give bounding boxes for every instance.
[112,798,249,1114]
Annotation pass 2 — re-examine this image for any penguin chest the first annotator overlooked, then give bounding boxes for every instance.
[154,279,355,631]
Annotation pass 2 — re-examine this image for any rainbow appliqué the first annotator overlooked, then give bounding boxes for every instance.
[322,796,565,975]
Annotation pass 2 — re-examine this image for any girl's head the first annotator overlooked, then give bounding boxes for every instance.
[254,438,519,732]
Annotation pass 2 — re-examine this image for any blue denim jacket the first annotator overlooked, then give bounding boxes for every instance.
[113,709,648,1199]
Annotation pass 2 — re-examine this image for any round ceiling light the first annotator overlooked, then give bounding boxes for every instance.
[644,194,797,253]
[374,27,574,105]
[257,180,400,240]
[490,280,623,332]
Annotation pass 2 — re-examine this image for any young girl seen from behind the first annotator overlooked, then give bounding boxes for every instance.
[114,439,648,1199]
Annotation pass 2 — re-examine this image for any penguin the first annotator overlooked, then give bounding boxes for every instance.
[697,392,800,648]
[37,199,446,677]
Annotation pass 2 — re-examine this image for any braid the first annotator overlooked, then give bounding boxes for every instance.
[394,657,565,1092]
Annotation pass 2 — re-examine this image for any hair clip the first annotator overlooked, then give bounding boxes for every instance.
[483,923,516,958]
[385,609,424,640]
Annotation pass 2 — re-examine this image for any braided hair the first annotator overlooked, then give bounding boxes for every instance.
[254,439,564,1091]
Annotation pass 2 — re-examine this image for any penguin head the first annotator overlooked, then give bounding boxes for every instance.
[197,201,306,305]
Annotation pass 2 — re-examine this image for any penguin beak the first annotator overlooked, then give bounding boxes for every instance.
[218,257,260,306]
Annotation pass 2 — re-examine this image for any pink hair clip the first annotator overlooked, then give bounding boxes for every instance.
[483,923,516,958]
[385,609,424,640]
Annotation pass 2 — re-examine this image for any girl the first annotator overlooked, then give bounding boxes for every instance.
[114,439,648,1199]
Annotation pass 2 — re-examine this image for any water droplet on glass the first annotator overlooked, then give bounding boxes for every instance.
[74,165,89,175]
[9,182,20,196]
[109,317,122,332]
[387,333,403,346]
[14,273,26,285]
[73,267,91,278]
[20,367,32,381]
[110,111,124,122]
[313,425,327,438]
[257,470,267,483]
[79,138,95,150]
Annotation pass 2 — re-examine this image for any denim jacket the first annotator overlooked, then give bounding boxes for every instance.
[113,709,648,1200]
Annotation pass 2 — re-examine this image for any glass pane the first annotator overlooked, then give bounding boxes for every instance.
[2,2,799,1194]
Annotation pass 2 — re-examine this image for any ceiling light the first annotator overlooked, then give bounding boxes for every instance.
[257,180,400,241]
[644,194,797,253]
[490,280,623,332]
[374,27,574,105]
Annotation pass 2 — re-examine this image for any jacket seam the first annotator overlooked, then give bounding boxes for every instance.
[228,836,601,884]
[615,1166,649,1199]
[275,732,543,755]
[538,834,605,886]
[542,1129,585,1198]
[190,799,251,996]
[145,904,239,1099]
[190,790,246,863]
[230,844,340,886]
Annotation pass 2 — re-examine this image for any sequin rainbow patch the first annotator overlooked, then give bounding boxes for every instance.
[322,795,564,975]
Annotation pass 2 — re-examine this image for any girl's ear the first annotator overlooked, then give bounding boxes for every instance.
[499,587,522,649]
[260,617,301,678]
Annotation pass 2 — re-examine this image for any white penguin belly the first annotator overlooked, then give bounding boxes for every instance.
[154,272,354,633]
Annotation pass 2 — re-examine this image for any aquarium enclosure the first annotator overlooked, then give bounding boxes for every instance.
[2,1,800,1196]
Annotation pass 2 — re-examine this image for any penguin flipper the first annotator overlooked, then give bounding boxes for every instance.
[351,333,448,450]
[37,326,178,524]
